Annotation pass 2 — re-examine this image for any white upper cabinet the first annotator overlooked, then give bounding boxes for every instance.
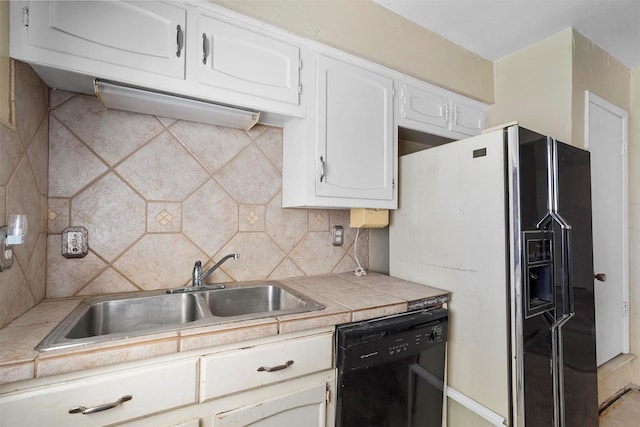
[198,14,300,106]
[399,77,486,138]
[316,55,395,202]
[282,51,396,209]
[18,1,187,78]
[10,1,304,121]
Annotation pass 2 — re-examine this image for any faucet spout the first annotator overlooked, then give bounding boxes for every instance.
[192,253,239,287]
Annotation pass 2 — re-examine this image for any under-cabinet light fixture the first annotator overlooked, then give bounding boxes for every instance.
[1,214,28,271]
[94,79,260,130]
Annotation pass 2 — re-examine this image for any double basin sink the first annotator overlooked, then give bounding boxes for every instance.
[36,282,324,352]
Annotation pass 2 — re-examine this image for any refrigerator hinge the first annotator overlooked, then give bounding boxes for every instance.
[22,7,30,28]
[621,142,628,156]
[622,301,629,316]
[326,384,331,403]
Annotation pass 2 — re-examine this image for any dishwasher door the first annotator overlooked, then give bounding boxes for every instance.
[335,308,448,427]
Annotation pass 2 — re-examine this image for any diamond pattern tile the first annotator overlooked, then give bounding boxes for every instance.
[289,232,346,276]
[114,234,207,290]
[171,121,252,174]
[148,202,181,233]
[215,144,280,204]
[27,118,49,195]
[49,117,108,197]
[217,233,285,281]
[72,173,146,261]
[0,124,24,185]
[14,62,48,146]
[254,127,283,171]
[183,179,238,256]
[52,94,165,166]
[266,193,308,252]
[116,131,209,201]
[46,236,107,298]
[7,158,45,270]
[239,205,265,232]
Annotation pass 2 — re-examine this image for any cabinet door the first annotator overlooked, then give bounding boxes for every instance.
[25,1,186,78]
[399,81,449,131]
[198,14,300,105]
[316,55,394,202]
[449,101,487,136]
[211,383,327,427]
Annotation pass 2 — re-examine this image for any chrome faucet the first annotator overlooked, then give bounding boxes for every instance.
[192,253,240,287]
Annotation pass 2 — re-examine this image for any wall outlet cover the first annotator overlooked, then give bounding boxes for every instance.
[61,226,89,258]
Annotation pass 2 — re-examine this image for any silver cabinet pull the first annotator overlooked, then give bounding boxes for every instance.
[202,33,209,64]
[319,156,325,182]
[69,395,133,415]
[257,360,294,372]
[176,25,184,57]
[594,273,607,282]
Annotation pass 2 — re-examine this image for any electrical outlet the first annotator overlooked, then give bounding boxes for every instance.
[332,225,344,246]
[62,226,89,258]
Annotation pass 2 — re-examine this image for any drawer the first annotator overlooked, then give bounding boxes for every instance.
[0,358,198,426]
[200,331,333,401]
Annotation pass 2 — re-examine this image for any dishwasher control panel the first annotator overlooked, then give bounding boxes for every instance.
[336,309,448,372]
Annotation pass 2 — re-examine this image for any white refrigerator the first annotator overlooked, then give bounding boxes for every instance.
[389,125,598,427]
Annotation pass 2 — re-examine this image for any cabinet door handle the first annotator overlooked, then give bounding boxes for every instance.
[176,25,184,57]
[257,360,294,372]
[202,33,209,65]
[319,156,325,182]
[69,395,133,415]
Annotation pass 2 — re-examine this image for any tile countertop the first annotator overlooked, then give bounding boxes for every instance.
[0,272,448,386]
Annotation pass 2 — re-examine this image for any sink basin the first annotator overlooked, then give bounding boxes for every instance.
[200,284,324,318]
[36,282,324,352]
[66,293,205,338]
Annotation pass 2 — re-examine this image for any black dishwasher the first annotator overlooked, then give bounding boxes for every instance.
[335,307,448,427]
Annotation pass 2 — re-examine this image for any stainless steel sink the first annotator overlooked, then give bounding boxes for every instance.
[36,282,324,352]
[65,293,205,338]
[200,284,325,318]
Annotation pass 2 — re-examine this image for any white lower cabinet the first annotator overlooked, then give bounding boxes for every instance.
[210,381,328,427]
[0,329,335,427]
[0,358,198,426]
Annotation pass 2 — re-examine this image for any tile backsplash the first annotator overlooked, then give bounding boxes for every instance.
[47,91,368,297]
[0,62,49,328]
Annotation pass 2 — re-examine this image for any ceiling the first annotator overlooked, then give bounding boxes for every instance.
[373,0,640,68]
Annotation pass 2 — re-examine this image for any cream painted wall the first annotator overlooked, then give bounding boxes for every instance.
[0,1,13,127]
[629,68,640,385]
[487,28,574,143]
[212,0,494,104]
[572,30,630,148]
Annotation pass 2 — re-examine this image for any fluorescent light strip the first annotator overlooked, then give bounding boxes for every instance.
[94,80,260,130]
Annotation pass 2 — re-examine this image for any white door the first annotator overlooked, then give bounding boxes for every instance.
[585,91,629,366]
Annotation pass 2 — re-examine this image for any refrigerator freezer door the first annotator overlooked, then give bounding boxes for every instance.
[390,129,511,425]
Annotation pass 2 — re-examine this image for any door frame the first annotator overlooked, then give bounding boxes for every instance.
[584,90,629,357]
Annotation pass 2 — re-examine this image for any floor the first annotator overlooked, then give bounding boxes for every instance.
[600,389,640,426]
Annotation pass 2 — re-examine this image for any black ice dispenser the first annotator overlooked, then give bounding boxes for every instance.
[524,230,555,318]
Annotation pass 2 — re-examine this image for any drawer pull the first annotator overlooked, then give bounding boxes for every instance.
[69,395,133,415]
[257,360,294,372]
